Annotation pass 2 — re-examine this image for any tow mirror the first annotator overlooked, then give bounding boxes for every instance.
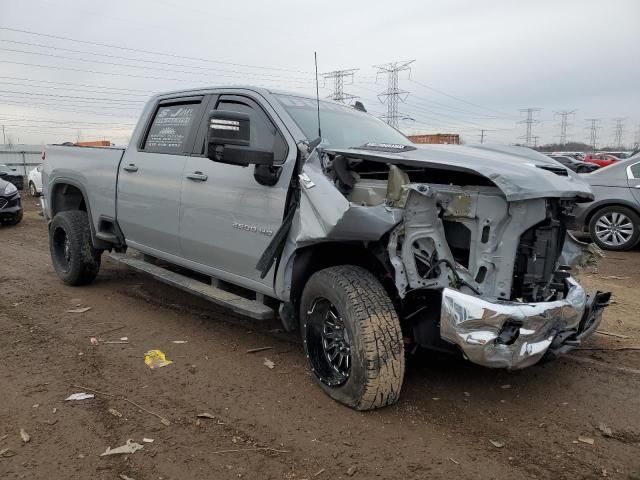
[207,110,274,167]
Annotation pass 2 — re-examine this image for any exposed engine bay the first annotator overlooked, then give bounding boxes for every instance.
[285,144,610,369]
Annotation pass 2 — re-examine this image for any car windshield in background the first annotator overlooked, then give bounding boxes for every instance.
[275,94,409,149]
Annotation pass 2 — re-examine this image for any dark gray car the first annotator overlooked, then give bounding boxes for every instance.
[575,155,640,250]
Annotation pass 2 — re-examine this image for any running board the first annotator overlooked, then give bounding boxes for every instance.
[108,253,274,320]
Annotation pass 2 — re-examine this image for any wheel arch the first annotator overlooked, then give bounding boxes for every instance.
[584,200,640,228]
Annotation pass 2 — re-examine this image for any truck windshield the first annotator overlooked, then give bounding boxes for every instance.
[275,94,410,149]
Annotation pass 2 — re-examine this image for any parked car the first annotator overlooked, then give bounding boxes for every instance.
[575,155,640,250]
[0,177,23,225]
[584,153,620,167]
[547,155,599,173]
[28,164,43,196]
[604,151,631,160]
[42,86,609,410]
[551,151,585,161]
[0,163,24,190]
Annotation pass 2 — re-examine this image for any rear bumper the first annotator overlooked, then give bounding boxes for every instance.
[440,277,610,369]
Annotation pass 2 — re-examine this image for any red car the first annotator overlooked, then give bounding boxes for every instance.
[584,153,620,167]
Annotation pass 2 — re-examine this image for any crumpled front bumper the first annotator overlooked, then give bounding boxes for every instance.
[440,277,610,369]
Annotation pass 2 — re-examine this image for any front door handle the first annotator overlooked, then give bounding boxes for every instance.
[123,164,138,172]
[186,172,208,182]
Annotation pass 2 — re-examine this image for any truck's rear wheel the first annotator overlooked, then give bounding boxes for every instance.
[300,265,405,410]
[49,210,101,285]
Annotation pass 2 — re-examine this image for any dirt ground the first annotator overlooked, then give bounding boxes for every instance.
[1,199,639,480]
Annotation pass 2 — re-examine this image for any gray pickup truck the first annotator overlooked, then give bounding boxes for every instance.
[43,86,609,410]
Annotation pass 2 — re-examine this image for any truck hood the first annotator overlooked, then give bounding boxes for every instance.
[324,143,594,202]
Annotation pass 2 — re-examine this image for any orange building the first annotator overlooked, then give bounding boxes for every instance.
[408,134,460,145]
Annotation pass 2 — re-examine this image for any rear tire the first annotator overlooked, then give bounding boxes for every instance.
[300,265,405,410]
[49,210,102,285]
[589,206,640,251]
[29,182,39,197]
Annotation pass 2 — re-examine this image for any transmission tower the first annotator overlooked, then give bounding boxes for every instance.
[518,108,541,147]
[374,60,415,128]
[322,68,359,103]
[612,118,626,149]
[586,118,600,150]
[554,110,575,145]
[633,125,640,150]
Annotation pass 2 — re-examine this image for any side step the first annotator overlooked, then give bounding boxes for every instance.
[109,253,274,320]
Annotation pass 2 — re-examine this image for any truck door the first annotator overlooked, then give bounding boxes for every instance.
[179,93,296,294]
[117,96,205,257]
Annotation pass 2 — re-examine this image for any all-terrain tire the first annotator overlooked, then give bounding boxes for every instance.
[49,210,101,285]
[300,265,405,410]
[589,205,640,251]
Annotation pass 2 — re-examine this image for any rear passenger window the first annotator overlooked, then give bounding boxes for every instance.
[144,102,200,154]
[630,163,640,179]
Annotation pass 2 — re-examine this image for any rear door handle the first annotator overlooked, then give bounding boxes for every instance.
[123,164,138,172]
[186,172,208,182]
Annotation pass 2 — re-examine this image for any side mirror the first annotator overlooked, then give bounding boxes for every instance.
[207,110,274,167]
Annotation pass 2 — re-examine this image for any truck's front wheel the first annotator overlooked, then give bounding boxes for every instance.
[49,210,101,286]
[300,266,405,410]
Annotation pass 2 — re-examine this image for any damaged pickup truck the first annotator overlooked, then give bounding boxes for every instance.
[43,87,609,410]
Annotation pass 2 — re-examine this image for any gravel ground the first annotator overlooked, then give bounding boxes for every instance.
[1,198,639,479]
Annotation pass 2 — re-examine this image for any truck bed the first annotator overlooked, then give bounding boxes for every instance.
[43,145,126,234]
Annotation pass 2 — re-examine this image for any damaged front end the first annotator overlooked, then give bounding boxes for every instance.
[282,143,610,369]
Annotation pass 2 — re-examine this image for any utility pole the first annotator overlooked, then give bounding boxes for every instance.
[2,124,5,145]
[554,110,575,145]
[518,108,541,147]
[532,136,540,148]
[633,125,640,150]
[374,60,415,128]
[586,118,600,150]
[612,118,626,149]
[322,68,359,103]
[479,129,487,144]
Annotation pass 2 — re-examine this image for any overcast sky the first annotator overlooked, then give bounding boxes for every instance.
[1,0,638,147]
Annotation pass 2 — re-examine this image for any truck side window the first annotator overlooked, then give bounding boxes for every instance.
[215,99,288,163]
[143,102,200,154]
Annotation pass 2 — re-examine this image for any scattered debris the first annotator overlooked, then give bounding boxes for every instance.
[119,475,136,480]
[171,340,188,344]
[210,447,288,454]
[52,408,57,414]
[597,423,613,437]
[431,397,440,401]
[100,440,144,456]
[65,392,95,401]
[313,468,325,477]
[103,340,130,345]
[346,465,358,476]
[489,440,505,448]
[0,434,7,442]
[463,392,470,397]
[196,413,216,419]
[12,302,24,307]
[32,404,39,408]
[120,337,129,341]
[67,307,92,314]
[19,428,30,443]
[596,330,631,339]
[576,346,640,351]
[449,457,460,465]
[500,384,511,389]
[90,337,100,346]
[0,447,16,457]
[263,358,275,369]
[577,435,595,445]
[601,275,629,280]
[142,438,154,443]
[144,350,173,369]
[71,384,171,427]
[108,408,123,418]
[246,346,273,354]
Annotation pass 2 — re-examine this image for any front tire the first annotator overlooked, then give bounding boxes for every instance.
[29,182,39,197]
[589,206,640,251]
[49,210,102,285]
[300,265,405,410]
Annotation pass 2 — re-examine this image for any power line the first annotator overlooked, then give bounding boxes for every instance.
[0,75,155,93]
[586,118,601,150]
[322,69,359,103]
[374,60,415,128]
[518,108,541,147]
[0,26,313,74]
[554,110,575,145]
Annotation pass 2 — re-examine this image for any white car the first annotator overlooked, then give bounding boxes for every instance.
[28,164,43,196]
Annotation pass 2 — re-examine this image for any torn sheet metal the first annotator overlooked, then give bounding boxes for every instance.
[294,149,403,244]
[323,143,594,203]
